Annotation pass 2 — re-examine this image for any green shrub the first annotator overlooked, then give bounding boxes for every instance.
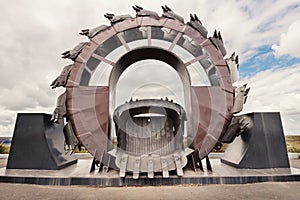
[0,144,9,154]
[73,146,88,153]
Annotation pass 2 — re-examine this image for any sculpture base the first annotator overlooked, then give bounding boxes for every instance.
[7,113,77,170]
[221,112,290,169]
[1,158,299,186]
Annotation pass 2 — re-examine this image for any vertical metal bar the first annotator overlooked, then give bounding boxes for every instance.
[148,156,154,178]
[166,120,170,154]
[161,158,169,178]
[90,157,96,173]
[198,153,204,172]
[140,118,143,154]
[163,120,167,155]
[134,119,137,154]
[133,157,141,179]
[147,117,150,154]
[150,117,154,153]
[144,122,147,154]
[126,130,129,152]
[147,26,151,46]
[173,153,183,176]
[206,156,213,172]
[159,125,162,155]
[119,154,128,178]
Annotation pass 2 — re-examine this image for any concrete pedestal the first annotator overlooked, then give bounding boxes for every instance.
[221,112,290,169]
[7,113,77,170]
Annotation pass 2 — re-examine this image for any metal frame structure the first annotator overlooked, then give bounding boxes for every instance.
[51,6,248,177]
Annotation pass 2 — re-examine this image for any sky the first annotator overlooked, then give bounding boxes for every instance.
[0,0,300,137]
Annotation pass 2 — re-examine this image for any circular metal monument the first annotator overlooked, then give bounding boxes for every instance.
[51,6,245,178]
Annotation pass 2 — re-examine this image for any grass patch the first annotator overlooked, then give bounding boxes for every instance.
[212,135,300,153]
[73,146,89,153]
[1,136,300,154]
[285,136,300,153]
[212,143,228,153]
[0,144,10,154]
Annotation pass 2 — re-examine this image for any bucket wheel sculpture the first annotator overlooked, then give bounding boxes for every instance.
[51,5,249,178]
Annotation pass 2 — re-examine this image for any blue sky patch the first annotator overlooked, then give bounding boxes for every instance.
[240,45,300,78]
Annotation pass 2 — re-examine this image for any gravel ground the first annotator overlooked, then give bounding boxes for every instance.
[0,182,300,200]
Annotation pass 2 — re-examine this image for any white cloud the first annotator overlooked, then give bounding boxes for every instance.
[191,0,300,62]
[1,0,300,136]
[116,60,185,107]
[272,20,300,58]
[239,64,300,134]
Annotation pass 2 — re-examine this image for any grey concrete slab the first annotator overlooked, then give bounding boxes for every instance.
[222,113,290,169]
[0,159,7,168]
[7,113,77,170]
[1,158,300,186]
[290,159,300,169]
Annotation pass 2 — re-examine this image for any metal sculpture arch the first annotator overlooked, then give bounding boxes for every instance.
[51,6,247,178]
[109,47,191,113]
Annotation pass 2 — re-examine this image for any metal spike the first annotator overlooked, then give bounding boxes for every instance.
[218,31,223,42]
[119,154,128,178]
[95,151,105,173]
[161,159,169,178]
[213,30,218,38]
[187,152,197,171]
[199,159,204,172]
[165,5,172,11]
[194,14,200,23]
[90,157,96,173]
[245,88,250,96]
[104,13,114,19]
[205,156,212,172]
[197,152,204,172]
[98,162,104,173]
[190,13,195,21]
[61,51,69,56]
[133,158,141,179]
[104,155,111,173]
[79,29,89,36]
[147,156,154,178]
[173,153,183,176]
[132,6,138,12]
[136,5,143,10]
[231,52,236,59]
[244,96,248,104]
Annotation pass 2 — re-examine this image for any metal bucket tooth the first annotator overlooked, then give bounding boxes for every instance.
[133,158,141,179]
[119,154,128,178]
[161,158,169,178]
[147,156,154,178]
[173,153,183,176]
